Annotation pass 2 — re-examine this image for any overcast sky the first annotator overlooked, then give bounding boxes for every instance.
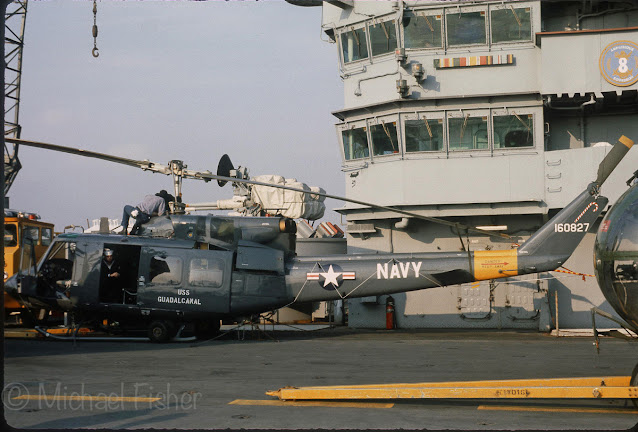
[8,0,344,229]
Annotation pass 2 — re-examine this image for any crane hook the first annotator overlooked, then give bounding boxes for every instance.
[91,0,99,58]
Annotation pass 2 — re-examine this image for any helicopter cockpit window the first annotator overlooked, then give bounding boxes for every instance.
[342,127,370,161]
[446,9,486,47]
[188,258,224,288]
[615,261,637,282]
[38,241,75,284]
[493,114,534,149]
[340,26,369,64]
[369,19,397,57]
[403,11,443,49]
[405,117,444,152]
[4,224,17,247]
[149,256,182,285]
[491,6,532,44]
[448,114,488,151]
[370,121,399,156]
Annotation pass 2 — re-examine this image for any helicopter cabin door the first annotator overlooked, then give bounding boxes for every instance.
[138,247,232,315]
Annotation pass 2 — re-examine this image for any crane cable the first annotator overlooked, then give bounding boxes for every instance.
[92,0,99,58]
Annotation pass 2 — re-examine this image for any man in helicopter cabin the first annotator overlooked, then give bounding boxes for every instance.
[99,248,122,303]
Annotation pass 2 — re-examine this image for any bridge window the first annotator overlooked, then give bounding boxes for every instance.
[403,11,443,49]
[340,26,369,64]
[493,113,534,148]
[189,258,224,288]
[405,117,444,152]
[370,121,399,156]
[369,19,397,57]
[491,6,532,43]
[150,256,182,285]
[446,10,486,46]
[342,126,370,161]
[448,114,488,151]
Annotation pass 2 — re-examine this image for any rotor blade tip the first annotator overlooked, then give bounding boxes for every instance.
[619,135,634,149]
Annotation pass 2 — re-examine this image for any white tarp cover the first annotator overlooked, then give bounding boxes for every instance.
[251,175,326,220]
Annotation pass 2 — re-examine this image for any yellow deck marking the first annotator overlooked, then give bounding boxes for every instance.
[229,399,393,409]
[478,405,638,415]
[14,395,161,403]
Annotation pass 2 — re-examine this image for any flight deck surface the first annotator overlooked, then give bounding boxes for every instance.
[4,328,638,430]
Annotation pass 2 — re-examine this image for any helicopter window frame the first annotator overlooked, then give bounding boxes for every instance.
[489,3,533,45]
[445,5,488,48]
[188,257,224,288]
[338,120,371,163]
[149,255,183,286]
[402,8,444,51]
[492,109,535,150]
[368,115,401,159]
[37,239,77,281]
[447,109,491,152]
[403,112,446,155]
[338,23,370,66]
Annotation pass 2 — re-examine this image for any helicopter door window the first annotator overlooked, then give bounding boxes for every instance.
[493,113,534,149]
[4,224,17,247]
[405,116,444,153]
[448,113,489,151]
[490,6,532,44]
[341,126,370,161]
[188,258,224,288]
[149,256,182,285]
[339,26,369,64]
[370,121,399,156]
[403,11,443,49]
[369,19,397,57]
[446,9,487,47]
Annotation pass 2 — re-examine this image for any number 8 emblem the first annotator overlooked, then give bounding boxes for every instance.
[599,40,638,87]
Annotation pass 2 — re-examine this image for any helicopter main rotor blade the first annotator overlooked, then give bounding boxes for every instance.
[595,135,634,187]
[6,138,172,175]
[8,137,510,239]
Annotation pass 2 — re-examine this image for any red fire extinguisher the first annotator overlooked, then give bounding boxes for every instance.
[385,296,395,330]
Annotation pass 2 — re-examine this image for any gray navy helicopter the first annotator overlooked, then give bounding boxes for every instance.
[3,135,636,342]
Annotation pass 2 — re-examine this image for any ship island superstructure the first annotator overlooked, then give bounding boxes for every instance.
[290,0,638,329]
